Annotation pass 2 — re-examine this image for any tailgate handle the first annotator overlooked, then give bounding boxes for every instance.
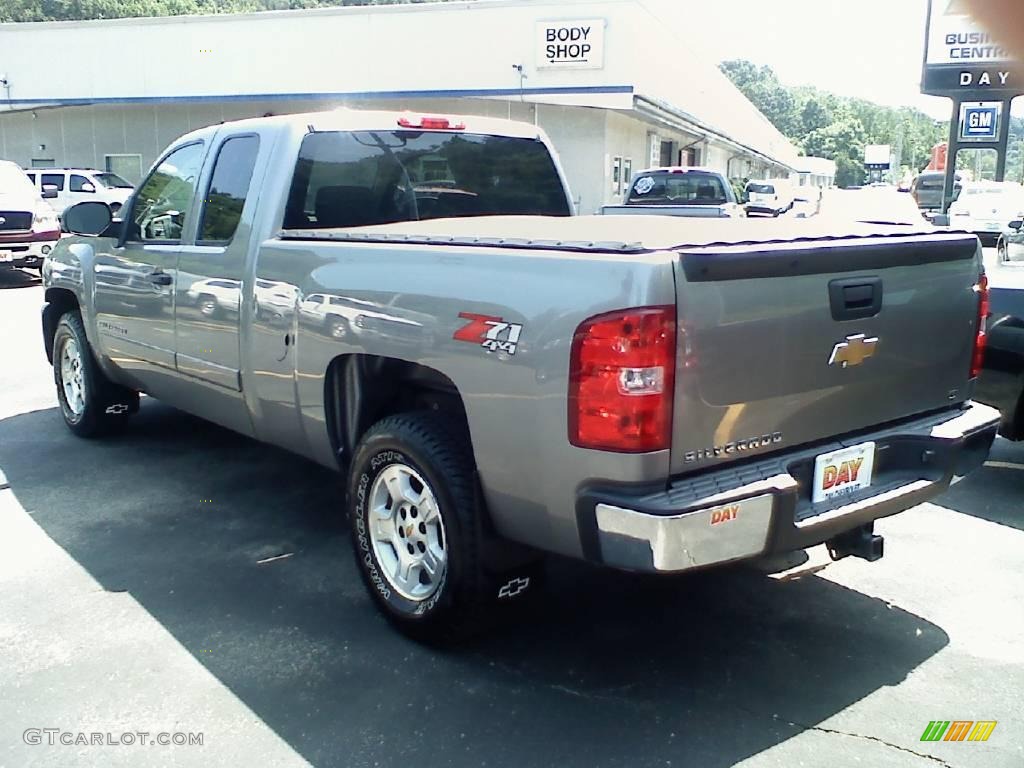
[829,277,882,320]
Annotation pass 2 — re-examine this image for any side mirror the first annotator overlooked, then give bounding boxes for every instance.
[1010,220,1023,231]
[931,214,951,227]
[41,184,59,200]
[80,182,96,193]
[63,201,113,236]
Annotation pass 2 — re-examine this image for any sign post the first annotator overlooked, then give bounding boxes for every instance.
[921,0,1023,212]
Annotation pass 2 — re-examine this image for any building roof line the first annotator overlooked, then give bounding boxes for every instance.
[0,85,636,110]
[633,95,799,171]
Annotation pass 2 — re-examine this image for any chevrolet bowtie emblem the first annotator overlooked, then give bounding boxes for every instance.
[829,334,879,368]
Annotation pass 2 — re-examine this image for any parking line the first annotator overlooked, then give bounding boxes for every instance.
[984,461,1024,471]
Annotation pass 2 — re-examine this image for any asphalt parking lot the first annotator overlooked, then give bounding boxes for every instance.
[1,244,1022,768]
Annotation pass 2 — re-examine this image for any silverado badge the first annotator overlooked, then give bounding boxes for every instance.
[829,334,878,369]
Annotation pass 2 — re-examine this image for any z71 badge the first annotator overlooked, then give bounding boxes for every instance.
[454,313,523,356]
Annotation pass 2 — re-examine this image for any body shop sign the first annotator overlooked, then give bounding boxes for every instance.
[536,19,605,69]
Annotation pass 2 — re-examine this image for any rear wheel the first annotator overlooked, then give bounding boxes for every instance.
[348,412,538,641]
[53,311,138,437]
[327,317,350,340]
[197,295,219,318]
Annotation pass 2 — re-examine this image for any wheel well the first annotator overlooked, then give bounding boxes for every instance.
[42,288,80,364]
[324,355,471,471]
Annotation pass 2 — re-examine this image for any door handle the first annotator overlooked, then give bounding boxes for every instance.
[828,277,882,321]
[149,272,173,286]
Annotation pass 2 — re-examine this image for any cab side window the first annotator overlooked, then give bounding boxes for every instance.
[70,174,95,193]
[198,135,260,244]
[41,173,66,191]
[128,142,205,243]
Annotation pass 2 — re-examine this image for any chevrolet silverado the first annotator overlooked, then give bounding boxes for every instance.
[42,109,1000,638]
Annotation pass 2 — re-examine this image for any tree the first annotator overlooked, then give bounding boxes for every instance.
[0,0,464,22]
[721,59,947,186]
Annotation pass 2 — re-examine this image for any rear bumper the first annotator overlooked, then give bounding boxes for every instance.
[577,402,999,573]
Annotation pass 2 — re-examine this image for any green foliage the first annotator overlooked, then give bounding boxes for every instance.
[721,59,950,187]
[0,0,460,22]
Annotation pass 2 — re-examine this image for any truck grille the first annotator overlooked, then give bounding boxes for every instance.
[0,211,33,231]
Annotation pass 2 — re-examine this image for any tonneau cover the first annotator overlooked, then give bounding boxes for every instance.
[281,214,976,254]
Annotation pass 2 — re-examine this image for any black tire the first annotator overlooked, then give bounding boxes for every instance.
[52,311,138,438]
[327,317,350,340]
[197,295,219,318]
[347,412,537,641]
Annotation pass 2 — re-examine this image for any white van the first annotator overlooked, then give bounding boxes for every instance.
[744,179,793,217]
[24,168,133,217]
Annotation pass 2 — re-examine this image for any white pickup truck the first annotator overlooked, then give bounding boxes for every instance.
[601,167,744,218]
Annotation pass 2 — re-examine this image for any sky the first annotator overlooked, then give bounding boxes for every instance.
[641,0,1020,119]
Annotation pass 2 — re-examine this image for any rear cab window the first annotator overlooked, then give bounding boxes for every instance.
[627,171,733,205]
[283,130,570,229]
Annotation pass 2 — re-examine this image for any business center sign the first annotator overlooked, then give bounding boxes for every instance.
[536,19,605,69]
[922,0,1023,95]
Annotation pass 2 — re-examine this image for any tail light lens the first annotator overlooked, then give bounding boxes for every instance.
[970,273,989,379]
[569,306,676,453]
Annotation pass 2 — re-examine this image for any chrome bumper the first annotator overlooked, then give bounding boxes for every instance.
[589,402,1000,573]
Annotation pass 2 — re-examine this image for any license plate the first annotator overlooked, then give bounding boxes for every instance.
[0,252,12,263]
[811,441,876,504]
[986,223,1001,231]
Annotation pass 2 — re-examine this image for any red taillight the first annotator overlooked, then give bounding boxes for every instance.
[569,306,676,453]
[397,116,466,131]
[970,273,990,379]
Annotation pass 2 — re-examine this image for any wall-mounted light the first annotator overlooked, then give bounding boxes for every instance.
[38,144,46,151]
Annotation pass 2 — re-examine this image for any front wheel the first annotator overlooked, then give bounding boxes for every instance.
[53,311,138,437]
[348,412,537,641]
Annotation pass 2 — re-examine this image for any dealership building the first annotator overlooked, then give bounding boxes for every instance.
[0,0,810,214]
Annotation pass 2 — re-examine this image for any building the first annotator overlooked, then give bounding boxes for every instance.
[0,0,803,214]
[794,156,837,189]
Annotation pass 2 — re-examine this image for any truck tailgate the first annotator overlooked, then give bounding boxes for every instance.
[670,233,982,474]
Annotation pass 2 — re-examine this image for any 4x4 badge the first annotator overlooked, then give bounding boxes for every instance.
[454,313,523,356]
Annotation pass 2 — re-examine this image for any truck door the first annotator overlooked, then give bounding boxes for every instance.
[93,141,206,382]
[174,134,263,391]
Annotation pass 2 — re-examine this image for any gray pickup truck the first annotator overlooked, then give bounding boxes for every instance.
[43,109,999,639]
[600,167,744,218]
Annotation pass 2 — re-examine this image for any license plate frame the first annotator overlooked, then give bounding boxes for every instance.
[811,441,876,504]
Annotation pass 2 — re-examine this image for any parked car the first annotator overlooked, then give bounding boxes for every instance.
[948,181,1024,245]
[25,168,134,217]
[744,179,793,217]
[185,277,241,318]
[910,171,963,211]
[601,167,744,218]
[0,160,61,272]
[43,109,998,639]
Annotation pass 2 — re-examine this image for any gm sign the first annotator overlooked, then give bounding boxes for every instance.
[536,19,605,69]
[959,102,1001,141]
